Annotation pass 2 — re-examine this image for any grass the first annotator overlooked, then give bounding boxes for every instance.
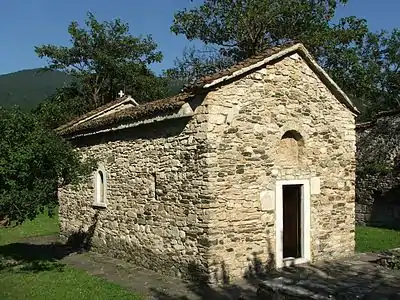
[0,267,142,300]
[1,213,399,299]
[355,226,400,253]
[0,267,140,300]
[0,212,59,246]
[0,212,142,300]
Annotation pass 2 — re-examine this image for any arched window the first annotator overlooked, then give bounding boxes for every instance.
[277,130,304,165]
[93,166,107,207]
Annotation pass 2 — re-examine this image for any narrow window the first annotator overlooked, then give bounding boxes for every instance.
[93,167,107,207]
[97,171,105,204]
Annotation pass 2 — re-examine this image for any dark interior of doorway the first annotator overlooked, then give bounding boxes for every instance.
[283,184,302,259]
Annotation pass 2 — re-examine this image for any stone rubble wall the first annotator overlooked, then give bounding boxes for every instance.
[356,112,400,228]
[203,53,356,281]
[59,110,214,279]
[59,52,357,284]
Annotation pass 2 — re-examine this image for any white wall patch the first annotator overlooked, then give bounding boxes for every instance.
[260,190,275,211]
[310,177,321,195]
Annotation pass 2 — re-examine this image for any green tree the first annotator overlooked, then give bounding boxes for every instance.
[323,27,400,119]
[34,82,88,129]
[0,107,95,225]
[35,12,168,128]
[170,0,399,119]
[164,45,235,86]
[171,0,348,60]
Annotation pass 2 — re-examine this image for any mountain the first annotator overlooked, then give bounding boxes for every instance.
[0,69,72,111]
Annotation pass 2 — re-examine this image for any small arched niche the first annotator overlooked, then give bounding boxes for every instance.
[277,130,304,165]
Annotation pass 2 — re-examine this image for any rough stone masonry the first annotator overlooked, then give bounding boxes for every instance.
[58,45,357,284]
[356,111,400,228]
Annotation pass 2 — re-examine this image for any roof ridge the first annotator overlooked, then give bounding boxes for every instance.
[57,42,359,136]
[356,108,400,130]
[57,92,193,136]
[56,95,133,132]
[183,42,298,92]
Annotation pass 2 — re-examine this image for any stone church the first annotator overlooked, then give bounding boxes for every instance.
[57,43,358,283]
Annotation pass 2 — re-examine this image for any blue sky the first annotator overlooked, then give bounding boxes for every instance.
[0,0,398,75]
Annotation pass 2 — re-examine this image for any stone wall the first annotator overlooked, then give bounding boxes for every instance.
[203,53,356,281]
[59,112,215,279]
[356,111,400,228]
[59,52,356,284]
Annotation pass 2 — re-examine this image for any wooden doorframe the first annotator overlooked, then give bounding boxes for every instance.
[275,179,311,268]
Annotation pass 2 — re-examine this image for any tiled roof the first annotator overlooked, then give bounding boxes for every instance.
[57,42,359,137]
[56,96,131,133]
[183,44,296,91]
[56,93,192,136]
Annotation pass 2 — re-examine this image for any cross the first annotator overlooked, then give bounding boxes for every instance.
[118,90,125,98]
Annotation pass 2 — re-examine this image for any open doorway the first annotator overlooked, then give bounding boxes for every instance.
[275,180,311,268]
[283,185,302,259]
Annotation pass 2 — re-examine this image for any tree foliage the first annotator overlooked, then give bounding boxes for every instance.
[33,82,89,129]
[323,27,400,118]
[35,12,168,128]
[164,45,235,85]
[0,107,95,225]
[1,13,179,225]
[171,0,348,60]
[170,0,399,120]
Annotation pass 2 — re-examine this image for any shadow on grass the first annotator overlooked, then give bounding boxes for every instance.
[0,212,99,273]
[2,210,400,299]
[0,241,72,273]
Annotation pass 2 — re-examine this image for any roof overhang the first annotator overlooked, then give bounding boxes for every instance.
[66,102,194,140]
[57,43,359,138]
[56,96,139,135]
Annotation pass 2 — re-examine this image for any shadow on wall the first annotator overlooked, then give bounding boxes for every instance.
[356,114,400,230]
[64,211,100,250]
[148,238,400,299]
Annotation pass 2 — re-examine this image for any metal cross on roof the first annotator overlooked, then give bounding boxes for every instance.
[118,90,125,98]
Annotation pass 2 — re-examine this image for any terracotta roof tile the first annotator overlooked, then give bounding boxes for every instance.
[56,96,130,132]
[183,44,296,91]
[58,42,358,136]
[57,93,192,136]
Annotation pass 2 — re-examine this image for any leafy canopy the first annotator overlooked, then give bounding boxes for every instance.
[1,13,177,225]
[170,0,399,120]
[35,12,168,127]
[323,27,400,118]
[0,107,95,225]
[171,0,348,60]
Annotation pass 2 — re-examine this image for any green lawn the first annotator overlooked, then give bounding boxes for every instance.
[0,212,142,300]
[0,212,59,246]
[355,226,400,253]
[0,266,142,300]
[2,213,399,300]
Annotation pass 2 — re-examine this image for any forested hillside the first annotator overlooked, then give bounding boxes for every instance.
[0,69,72,110]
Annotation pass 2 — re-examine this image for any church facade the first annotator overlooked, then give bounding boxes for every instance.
[57,43,358,283]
